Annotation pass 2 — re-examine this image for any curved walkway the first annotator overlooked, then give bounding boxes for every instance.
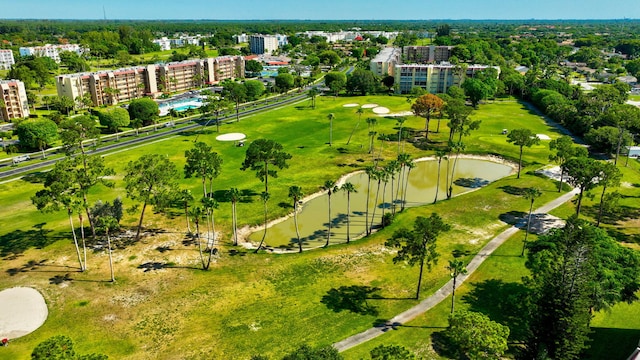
[333,188,580,352]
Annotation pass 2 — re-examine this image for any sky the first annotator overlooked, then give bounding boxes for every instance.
[3,0,640,20]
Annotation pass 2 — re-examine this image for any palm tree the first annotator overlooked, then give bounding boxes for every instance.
[399,155,415,211]
[308,88,319,109]
[434,149,448,204]
[521,187,542,256]
[228,188,241,246]
[446,142,466,199]
[201,197,218,270]
[447,259,467,314]
[95,215,118,282]
[364,165,375,235]
[178,189,194,234]
[190,205,206,267]
[396,117,406,154]
[255,191,270,253]
[340,182,357,243]
[323,180,337,247]
[346,108,365,145]
[369,167,384,233]
[327,113,335,146]
[288,185,304,252]
[368,131,377,154]
[385,160,400,216]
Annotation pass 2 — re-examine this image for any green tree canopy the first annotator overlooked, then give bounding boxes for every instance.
[446,311,510,360]
[240,138,292,193]
[98,107,130,133]
[127,98,158,126]
[15,118,58,151]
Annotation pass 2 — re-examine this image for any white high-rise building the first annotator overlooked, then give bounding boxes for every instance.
[19,44,89,63]
[249,35,279,55]
[0,50,15,70]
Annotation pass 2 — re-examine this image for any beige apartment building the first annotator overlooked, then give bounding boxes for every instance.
[394,63,500,94]
[403,45,455,64]
[0,79,30,121]
[56,56,244,107]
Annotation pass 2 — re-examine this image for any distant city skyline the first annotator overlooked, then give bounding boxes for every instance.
[4,0,640,20]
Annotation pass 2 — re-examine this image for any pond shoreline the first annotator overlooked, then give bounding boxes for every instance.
[236,154,518,253]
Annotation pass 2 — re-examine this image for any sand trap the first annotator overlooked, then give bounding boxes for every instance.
[382,111,414,117]
[343,103,359,107]
[372,107,390,114]
[216,133,246,142]
[0,287,48,339]
[361,103,378,108]
[536,134,551,140]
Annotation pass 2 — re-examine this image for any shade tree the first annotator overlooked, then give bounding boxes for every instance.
[507,128,541,179]
[240,139,292,194]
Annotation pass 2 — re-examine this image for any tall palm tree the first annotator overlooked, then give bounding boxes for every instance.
[401,156,415,211]
[255,191,270,253]
[364,165,375,235]
[369,167,384,233]
[447,142,466,199]
[327,113,335,146]
[178,189,194,234]
[447,259,467,314]
[190,205,206,267]
[346,108,365,145]
[308,88,319,109]
[368,131,377,154]
[228,188,240,246]
[323,180,337,247]
[396,117,406,154]
[288,185,304,252]
[434,149,448,204]
[385,160,400,216]
[340,182,357,243]
[521,187,542,256]
[95,215,118,282]
[201,197,218,270]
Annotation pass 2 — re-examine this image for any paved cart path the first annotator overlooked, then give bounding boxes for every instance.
[333,188,580,352]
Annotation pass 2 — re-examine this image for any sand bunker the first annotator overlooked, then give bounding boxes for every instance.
[537,134,551,140]
[372,107,390,114]
[361,104,378,108]
[343,103,359,107]
[0,287,48,339]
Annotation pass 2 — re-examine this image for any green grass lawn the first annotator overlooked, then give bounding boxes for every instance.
[0,95,638,359]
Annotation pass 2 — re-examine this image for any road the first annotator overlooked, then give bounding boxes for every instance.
[333,188,580,352]
[0,91,310,180]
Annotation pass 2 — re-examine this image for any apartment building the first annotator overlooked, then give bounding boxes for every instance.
[19,44,89,63]
[152,37,172,51]
[249,35,279,55]
[370,47,402,76]
[0,50,15,70]
[56,56,244,107]
[0,80,30,121]
[394,63,500,94]
[403,46,455,64]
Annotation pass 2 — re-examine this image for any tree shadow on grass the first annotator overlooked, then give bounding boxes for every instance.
[462,279,531,342]
[581,204,640,226]
[586,327,640,360]
[454,177,489,188]
[499,185,528,196]
[22,172,48,184]
[498,211,527,226]
[431,330,460,360]
[0,224,57,258]
[321,285,381,316]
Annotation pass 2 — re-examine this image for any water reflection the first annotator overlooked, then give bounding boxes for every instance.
[249,159,512,249]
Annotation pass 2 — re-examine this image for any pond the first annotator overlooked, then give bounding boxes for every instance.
[248,158,513,250]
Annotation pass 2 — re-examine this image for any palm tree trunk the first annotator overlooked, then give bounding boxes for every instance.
[365,175,371,235]
[559,166,565,192]
[434,159,442,204]
[68,210,84,271]
[395,165,404,211]
[325,193,332,247]
[255,200,268,253]
[232,201,238,246]
[195,219,205,269]
[346,193,351,243]
[518,147,523,179]
[446,157,452,199]
[416,258,425,299]
[106,229,115,282]
[522,200,534,256]
[135,201,148,241]
[450,276,457,314]
[79,213,87,270]
[294,202,302,252]
[402,166,412,211]
[370,180,381,233]
[205,208,216,270]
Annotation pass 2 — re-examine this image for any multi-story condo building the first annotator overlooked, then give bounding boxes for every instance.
[19,44,89,63]
[0,50,15,70]
[370,47,402,76]
[249,35,279,55]
[403,46,455,64]
[394,63,500,94]
[56,56,244,107]
[152,37,172,51]
[0,80,30,121]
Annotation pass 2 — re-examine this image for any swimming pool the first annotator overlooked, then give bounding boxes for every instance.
[158,97,203,116]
